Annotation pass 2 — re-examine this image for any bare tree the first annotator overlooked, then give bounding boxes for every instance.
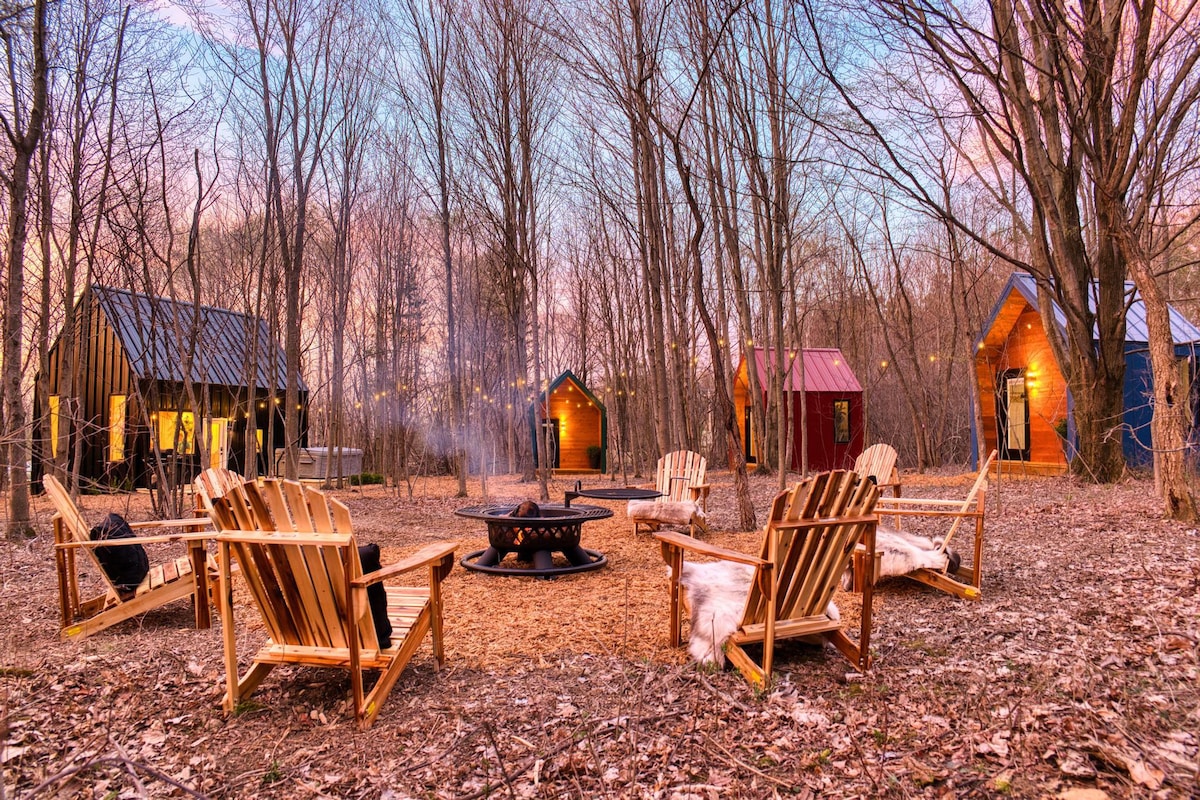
[396,0,469,496]
[1,0,47,539]
[799,0,1196,491]
[455,0,560,496]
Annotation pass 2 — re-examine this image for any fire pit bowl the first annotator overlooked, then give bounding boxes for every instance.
[455,503,613,577]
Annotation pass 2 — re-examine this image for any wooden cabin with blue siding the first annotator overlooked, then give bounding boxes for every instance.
[972,272,1200,473]
[34,284,308,489]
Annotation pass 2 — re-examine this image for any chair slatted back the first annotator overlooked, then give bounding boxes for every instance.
[656,450,707,503]
[741,471,878,626]
[225,532,367,649]
[44,475,122,600]
[853,444,898,486]
[195,469,246,513]
[43,475,93,546]
[212,478,378,651]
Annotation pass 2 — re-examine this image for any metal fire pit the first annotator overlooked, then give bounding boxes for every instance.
[455,503,613,577]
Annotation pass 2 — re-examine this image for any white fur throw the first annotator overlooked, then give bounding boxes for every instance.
[628,499,704,528]
[673,561,839,667]
[842,528,951,589]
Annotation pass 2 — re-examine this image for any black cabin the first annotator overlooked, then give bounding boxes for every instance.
[34,284,308,488]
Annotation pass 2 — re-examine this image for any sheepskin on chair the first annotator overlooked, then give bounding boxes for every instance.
[841,528,960,589]
[673,561,839,667]
[628,499,705,531]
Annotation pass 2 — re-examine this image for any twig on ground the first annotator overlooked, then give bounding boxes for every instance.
[109,736,149,798]
[454,713,683,800]
[23,754,209,799]
[694,671,750,712]
[703,733,797,790]
[398,726,481,773]
[481,720,518,799]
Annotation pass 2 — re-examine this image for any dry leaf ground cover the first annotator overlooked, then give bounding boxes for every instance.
[2,468,1198,798]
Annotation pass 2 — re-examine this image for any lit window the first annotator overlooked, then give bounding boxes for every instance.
[833,400,851,444]
[109,395,127,462]
[156,411,196,454]
[49,395,60,457]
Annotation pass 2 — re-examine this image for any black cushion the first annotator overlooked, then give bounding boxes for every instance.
[357,543,393,649]
[89,513,150,594]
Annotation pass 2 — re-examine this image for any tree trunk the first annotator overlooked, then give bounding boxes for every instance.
[3,0,47,540]
[1127,258,1197,520]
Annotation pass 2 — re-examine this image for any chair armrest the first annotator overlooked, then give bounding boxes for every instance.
[689,483,711,493]
[354,541,457,586]
[653,530,765,568]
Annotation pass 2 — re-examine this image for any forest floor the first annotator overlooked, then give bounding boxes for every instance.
[1,466,1198,799]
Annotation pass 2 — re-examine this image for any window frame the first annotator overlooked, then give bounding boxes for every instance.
[833,399,851,445]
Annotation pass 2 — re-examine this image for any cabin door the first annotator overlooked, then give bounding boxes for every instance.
[743,407,756,464]
[998,369,1030,460]
[205,418,230,470]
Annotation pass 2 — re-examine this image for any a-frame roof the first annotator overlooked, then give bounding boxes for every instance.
[978,272,1200,351]
[539,370,606,411]
[90,284,304,392]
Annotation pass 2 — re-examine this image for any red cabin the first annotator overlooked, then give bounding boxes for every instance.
[733,347,865,472]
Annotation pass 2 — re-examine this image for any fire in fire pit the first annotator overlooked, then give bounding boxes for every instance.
[455,502,613,577]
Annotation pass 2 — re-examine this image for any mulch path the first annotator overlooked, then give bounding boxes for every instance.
[1,468,1197,798]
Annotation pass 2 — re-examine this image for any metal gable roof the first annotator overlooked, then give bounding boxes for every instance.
[750,347,862,393]
[91,285,304,392]
[1000,272,1200,346]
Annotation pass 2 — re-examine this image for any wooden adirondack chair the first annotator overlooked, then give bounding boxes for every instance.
[45,475,214,639]
[207,477,456,729]
[859,449,996,601]
[656,470,879,687]
[634,450,712,536]
[854,443,900,497]
[657,449,711,507]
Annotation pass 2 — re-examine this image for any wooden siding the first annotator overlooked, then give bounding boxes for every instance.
[976,304,1069,467]
[733,355,865,471]
[36,286,307,487]
[546,380,603,470]
[39,290,137,482]
[801,392,865,472]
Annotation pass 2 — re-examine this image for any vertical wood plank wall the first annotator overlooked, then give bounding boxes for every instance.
[37,288,306,486]
[546,380,603,470]
[976,305,1069,467]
